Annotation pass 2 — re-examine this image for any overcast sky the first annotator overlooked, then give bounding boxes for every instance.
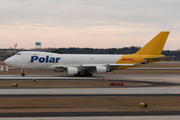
[0,0,179,50]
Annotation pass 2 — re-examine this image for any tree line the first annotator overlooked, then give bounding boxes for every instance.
[53,46,140,54]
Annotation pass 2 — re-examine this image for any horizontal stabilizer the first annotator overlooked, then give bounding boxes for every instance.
[144,56,176,60]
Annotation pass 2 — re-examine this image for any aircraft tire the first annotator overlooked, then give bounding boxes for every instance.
[21,73,25,77]
[89,73,93,77]
[84,73,93,77]
[75,72,93,77]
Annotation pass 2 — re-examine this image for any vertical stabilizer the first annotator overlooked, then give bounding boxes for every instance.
[135,31,170,55]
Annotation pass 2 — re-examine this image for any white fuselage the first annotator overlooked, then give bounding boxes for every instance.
[5,51,123,72]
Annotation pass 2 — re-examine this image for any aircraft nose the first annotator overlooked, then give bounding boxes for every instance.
[4,57,16,66]
[4,58,10,65]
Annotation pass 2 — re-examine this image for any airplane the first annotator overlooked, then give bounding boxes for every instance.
[4,31,170,77]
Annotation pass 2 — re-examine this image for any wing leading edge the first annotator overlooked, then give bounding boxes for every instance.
[55,63,137,68]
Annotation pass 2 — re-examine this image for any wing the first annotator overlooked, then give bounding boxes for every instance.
[54,63,137,69]
[48,63,138,75]
[81,63,136,67]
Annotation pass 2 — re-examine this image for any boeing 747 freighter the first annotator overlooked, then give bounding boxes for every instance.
[4,31,170,77]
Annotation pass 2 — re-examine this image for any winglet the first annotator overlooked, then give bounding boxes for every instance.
[135,31,170,55]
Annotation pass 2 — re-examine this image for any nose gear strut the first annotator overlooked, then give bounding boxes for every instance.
[21,70,25,76]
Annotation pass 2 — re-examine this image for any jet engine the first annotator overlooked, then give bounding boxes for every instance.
[66,67,78,75]
[95,66,107,73]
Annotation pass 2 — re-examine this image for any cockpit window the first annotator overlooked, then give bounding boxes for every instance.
[15,53,21,55]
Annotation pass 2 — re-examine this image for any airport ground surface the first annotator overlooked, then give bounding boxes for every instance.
[1,116,180,120]
[0,61,180,119]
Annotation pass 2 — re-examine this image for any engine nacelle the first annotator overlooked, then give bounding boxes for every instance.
[95,66,107,73]
[66,67,78,75]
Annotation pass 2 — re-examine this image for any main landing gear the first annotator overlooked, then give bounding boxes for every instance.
[21,70,25,77]
[74,72,93,77]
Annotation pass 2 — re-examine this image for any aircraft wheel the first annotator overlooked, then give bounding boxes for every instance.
[78,73,83,77]
[84,72,93,77]
[89,73,93,77]
[74,73,82,77]
[74,73,78,77]
[21,73,25,77]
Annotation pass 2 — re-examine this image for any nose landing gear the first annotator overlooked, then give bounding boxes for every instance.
[21,70,25,77]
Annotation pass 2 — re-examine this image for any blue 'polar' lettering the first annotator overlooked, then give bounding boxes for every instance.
[49,57,55,63]
[31,56,38,63]
[39,57,45,63]
[30,56,61,63]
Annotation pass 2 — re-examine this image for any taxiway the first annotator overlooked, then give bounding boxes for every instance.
[1,74,180,83]
[0,116,180,120]
[0,74,180,118]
